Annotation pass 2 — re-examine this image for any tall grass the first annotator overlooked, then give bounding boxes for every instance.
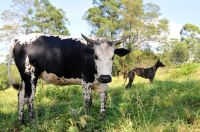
[0,64,200,131]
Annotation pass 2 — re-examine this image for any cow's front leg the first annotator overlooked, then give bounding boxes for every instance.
[82,81,92,115]
[99,91,107,121]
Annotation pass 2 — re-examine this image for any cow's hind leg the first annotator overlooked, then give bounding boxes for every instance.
[18,81,26,123]
[82,81,92,115]
[22,57,40,122]
[99,91,107,121]
[18,74,39,123]
[19,73,39,123]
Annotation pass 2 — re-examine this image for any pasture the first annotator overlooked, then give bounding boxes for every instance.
[0,63,200,132]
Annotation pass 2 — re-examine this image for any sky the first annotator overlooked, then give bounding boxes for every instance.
[0,0,200,61]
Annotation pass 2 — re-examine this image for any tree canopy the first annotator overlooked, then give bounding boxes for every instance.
[0,0,70,42]
[83,0,169,50]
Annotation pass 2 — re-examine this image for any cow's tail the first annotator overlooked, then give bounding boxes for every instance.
[8,41,21,90]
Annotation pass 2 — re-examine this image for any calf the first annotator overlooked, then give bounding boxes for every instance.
[8,33,129,123]
[125,60,165,88]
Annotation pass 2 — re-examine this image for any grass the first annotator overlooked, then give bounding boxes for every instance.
[0,65,200,131]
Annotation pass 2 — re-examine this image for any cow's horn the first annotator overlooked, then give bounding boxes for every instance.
[114,37,127,45]
[81,33,96,44]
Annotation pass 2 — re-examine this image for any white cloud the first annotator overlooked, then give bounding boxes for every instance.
[168,22,183,39]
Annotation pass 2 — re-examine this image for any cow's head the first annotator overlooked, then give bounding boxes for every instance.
[81,34,129,83]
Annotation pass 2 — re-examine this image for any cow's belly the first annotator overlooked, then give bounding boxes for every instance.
[40,71,82,85]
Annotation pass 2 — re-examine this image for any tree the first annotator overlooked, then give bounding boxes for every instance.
[0,0,70,43]
[33,0,70,35]
[180,23,200,62]
[0,0,34,42]
[83,0,121,39]
[120,1,169,51]
[170,38,189,63]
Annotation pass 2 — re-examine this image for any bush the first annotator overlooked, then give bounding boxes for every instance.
[0,63,21,90]
[180,63,199,76]
[170,63,199,79]
[0,63,9,90]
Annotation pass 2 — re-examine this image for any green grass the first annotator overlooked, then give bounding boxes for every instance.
[1,65,200,131]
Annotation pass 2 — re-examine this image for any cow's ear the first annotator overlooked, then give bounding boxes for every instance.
[81,48,94,56]
[114,48,130,57]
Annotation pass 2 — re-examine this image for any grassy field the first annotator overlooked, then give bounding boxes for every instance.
[0,64,200,132]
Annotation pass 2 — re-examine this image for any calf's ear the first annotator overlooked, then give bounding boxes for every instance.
[81,47,94,56]
[114,48,130,57]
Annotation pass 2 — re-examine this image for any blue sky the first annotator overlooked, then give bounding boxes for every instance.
[144,0,200,38]
[0,0,200,61]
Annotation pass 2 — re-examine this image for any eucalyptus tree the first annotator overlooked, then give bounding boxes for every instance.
[33,0,70,35]
[120,1,169,51]
[170,39,189,63]
[180,23,200,62]
[0,0,34,41]
[83,0,121,39]
[0,0,70,43]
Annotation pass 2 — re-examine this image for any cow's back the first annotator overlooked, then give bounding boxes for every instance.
[12,34,93,85]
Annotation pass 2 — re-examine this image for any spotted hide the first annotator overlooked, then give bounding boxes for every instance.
[8,33,129,123]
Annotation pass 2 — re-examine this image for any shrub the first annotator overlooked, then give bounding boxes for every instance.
[170,63,199,78]
[180,63,199,76]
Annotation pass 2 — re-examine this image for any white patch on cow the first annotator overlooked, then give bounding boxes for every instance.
[24,55,36,97]
[13,33,87,45]
[92,83,108,92]
[99,92,107,113]
[40,71,82,85]
[25,56,35,78]
[93,41,115,77]
[92,74,108,92]
[15,33,44,44]
[81,80,92,100]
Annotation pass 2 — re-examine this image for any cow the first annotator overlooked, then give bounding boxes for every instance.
[7,33,129,123]
[124,59,165,88]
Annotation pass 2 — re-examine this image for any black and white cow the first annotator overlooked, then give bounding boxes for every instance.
[8,33,129,123]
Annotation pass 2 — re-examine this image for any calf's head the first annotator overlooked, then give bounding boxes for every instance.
[81,34,129,83]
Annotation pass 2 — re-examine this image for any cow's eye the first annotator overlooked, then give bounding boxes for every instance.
[107,41,113,46]
[94,54,98,60]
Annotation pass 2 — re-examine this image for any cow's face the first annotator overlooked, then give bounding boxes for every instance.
[81,34,129,83]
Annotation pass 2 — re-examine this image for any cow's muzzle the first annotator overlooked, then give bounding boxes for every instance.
[98,75,112,83]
